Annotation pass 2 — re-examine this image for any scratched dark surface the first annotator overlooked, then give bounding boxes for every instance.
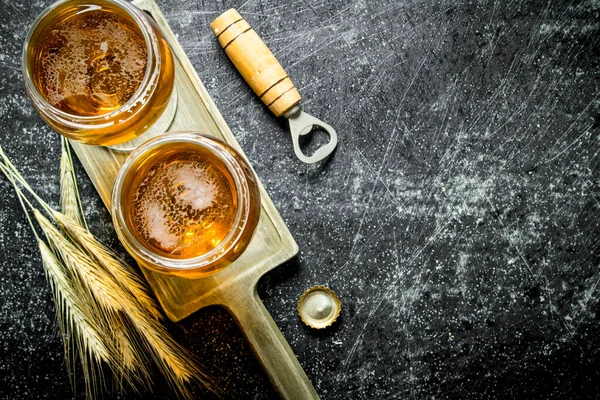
[1,0,600,399]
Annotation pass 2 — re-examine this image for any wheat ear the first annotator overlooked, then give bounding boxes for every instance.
[53,150,213,395]
[58,142,154,390]
[1,158,150,394]
[37,209,211,398]
[59,137,87,229]
[1,145,217,398]
[53,211,163,320]
[38,239,112,399]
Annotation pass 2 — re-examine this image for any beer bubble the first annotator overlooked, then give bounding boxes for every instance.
[132,155,236,257]
[38,9,147,115]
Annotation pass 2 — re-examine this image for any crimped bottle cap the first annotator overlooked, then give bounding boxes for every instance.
[298,286,341,329]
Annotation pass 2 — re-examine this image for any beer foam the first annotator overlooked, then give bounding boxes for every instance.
[140,201,179,250]
[39,10,147,114]
[169,164,218,212]
[134,158,229,254]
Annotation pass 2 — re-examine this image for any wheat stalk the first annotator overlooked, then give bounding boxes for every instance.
[57,140,167,326]
[53,211,163,320]
[58,140,154,391]
[50,211,213,394]
[35,209,151,383]
[0,161,114,398]
[38,239,112,398]
[0,144,215,399]
[54,145,214,396]
[38,209,211,398]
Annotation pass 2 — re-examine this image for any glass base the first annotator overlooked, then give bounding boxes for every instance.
[109,87,178,152]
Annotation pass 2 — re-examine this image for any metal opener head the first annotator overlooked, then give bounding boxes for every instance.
[285,106,338,164]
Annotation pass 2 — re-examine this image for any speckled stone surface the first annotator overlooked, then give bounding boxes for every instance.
[1,0,600,399]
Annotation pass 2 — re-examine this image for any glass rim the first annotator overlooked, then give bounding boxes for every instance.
[111,132,251,271]
[21,0,160,123]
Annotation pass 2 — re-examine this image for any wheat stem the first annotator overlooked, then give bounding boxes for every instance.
[36,210,155,388]
[36,210,207,395]
[63,139,87,226]
[51,211,210,397]
[0,162,40,241]
[0,147,54,216]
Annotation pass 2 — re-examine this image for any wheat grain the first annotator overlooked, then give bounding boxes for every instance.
[53,211,163,320]
[38,239,112,399]
[1,145,216,398]
[37,209,210,398]
[59,137,86,228]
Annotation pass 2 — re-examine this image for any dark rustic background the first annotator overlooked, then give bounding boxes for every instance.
[1,0,599,398]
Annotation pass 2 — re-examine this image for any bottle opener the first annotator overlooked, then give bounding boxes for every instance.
[211,9,338,164]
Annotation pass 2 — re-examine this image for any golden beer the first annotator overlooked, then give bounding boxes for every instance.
[112,133,261,278]
[36,9,148,115]
[126,145,239,258]
[23,0,175,145]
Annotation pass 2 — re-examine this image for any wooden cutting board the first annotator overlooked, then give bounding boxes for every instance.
[69,1,318,398]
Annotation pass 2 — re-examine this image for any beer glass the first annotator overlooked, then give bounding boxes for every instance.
[111,132,261,278]
[22,0,175,147]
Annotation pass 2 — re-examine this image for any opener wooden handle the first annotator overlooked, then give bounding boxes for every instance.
[211,9,301,117]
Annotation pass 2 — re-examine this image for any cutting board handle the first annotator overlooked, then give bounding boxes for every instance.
[223,288,319,399]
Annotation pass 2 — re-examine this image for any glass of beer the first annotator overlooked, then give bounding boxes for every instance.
[22,0,175,147]
[111,132,261,278]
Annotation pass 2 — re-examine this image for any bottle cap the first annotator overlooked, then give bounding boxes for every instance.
[297,286,341,329]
